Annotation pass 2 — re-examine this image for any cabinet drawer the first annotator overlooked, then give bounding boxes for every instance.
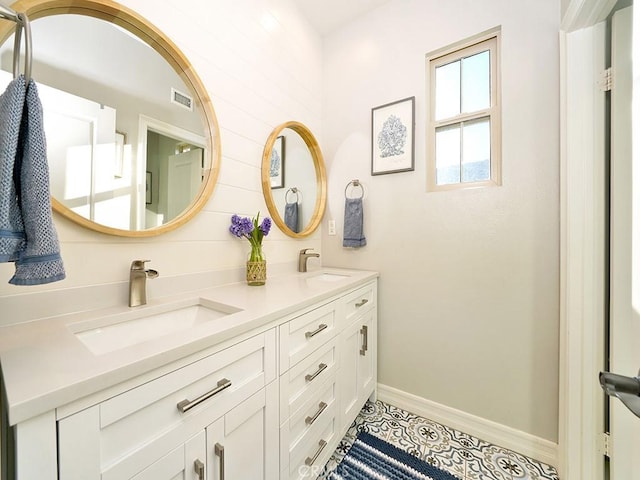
[280,338,338,420]
[285,408,338,480]
[282,374,337,453]
[59,329,276,480]
[343,282,376,324]
[279,301,337,374]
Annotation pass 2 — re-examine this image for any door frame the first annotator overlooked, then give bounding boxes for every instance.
[560,1,617,479]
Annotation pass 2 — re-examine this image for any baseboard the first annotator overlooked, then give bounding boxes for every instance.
[377,383,558,468]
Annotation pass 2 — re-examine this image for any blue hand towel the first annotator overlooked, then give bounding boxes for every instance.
[9,78,65,285]
[343,197,366,248]
[0,75,27,262]
[284,201,299,233]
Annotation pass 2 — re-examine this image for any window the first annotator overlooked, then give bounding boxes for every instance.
[427,33,501,190]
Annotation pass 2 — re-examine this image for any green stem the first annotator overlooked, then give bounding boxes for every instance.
[247,238,264,262]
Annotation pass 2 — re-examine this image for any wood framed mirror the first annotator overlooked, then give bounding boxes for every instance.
[261,121,327,238]
[0,0,221,237]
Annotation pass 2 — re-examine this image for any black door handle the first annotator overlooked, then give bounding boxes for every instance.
[599,371,640,418]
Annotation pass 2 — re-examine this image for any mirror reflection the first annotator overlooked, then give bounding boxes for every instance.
[269,129,317,233]
[262,121,326,238]
[0,9,216,235]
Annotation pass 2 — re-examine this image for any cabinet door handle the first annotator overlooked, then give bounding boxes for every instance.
[215,443,225,480]
[305,439,328,466]
[360,325,368,356]
[305,401,328,425]
[176,378,232,413]
[305,363,327,382]
[305,323,328,339]
[355,298,369,308]
[194,459,205,480]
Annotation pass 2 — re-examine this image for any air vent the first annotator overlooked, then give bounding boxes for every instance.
[171,88,193,111]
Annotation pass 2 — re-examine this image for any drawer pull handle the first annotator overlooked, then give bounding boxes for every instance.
[215,443,225,480]
[176,378,232,413]
[305,363,327,382]
[194,459,205,480]
[355,298,369,307]
[305,323,328,339]
[305,439,328,466]
[360,325,368,356]
[305,401,328,425]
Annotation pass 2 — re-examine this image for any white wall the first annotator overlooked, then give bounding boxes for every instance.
[321,0,560,442]
[0,0,323,302]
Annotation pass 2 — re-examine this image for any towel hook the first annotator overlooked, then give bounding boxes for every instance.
[19,13,32,84]
[6,10,32,84]
[344,179,364,199]
[286,187,301,204]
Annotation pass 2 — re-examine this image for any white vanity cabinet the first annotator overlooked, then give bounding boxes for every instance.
[2,273,378,480]
[57,329,277,480]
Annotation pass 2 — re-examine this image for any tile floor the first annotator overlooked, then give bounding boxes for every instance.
[317,401,559,480]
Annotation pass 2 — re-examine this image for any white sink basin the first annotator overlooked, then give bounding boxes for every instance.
[71,300,241,355]
[306,272,351,283]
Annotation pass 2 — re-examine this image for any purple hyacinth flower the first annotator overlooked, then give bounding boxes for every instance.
[260,217,272,236]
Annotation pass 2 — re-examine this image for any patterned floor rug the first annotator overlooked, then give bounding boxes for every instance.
[328,430,461,480]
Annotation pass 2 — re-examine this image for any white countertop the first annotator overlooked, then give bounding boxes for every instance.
[0,268,377,426]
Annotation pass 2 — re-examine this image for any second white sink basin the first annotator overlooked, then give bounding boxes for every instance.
[306,272,351,284]
[72,299,241,355]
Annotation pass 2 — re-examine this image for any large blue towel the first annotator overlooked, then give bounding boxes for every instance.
[0,76,65,285]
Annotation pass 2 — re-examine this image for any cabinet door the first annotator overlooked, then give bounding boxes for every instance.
[358,309,376,404]
[340,318,362,424]
[339,309,377,427]
[206,383,278,480]
[131,431,205,480]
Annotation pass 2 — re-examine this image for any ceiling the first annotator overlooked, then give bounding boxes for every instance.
[295,0,390,36]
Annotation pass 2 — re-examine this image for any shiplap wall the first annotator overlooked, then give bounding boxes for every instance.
[0,0,323,305]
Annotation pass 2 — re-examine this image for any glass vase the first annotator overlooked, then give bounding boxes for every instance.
[246,244,266,286]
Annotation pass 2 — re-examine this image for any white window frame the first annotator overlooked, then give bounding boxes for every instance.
[426,30,502,191]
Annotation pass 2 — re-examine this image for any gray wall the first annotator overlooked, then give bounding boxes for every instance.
[321,0,561,442]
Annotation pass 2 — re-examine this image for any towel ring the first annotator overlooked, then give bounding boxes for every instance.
[286,187,301,204]
[12,12,32,84]
[344,180,364,199]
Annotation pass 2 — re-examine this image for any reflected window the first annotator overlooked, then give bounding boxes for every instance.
[427,34,501,190]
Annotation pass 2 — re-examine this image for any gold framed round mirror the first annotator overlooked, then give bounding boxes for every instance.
[0,0,220,237]
[261,121,327,238]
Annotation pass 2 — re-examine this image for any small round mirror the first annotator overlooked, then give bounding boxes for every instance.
[261,121,327,238]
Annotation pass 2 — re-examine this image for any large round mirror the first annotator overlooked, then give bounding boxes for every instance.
[0,0,220,236]
[261,121,327,238]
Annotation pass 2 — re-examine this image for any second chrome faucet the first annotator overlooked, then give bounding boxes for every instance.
[298,248,320,272]
[129,260,159,307]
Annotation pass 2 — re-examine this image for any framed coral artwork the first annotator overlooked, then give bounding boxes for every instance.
[371,96,415,175]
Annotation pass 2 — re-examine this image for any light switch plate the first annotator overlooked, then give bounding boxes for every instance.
[328,220,336,235]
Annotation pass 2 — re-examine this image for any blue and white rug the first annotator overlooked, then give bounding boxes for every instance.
[328,431,460,480]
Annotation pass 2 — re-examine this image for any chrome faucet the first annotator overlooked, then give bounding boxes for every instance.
[129,260,159,307]
[298,248,320,273]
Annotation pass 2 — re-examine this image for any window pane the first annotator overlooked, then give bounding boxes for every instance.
[461,50,490,113]
[461,117,490,182]
[435,61,460,120]
[435,124,461,185]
